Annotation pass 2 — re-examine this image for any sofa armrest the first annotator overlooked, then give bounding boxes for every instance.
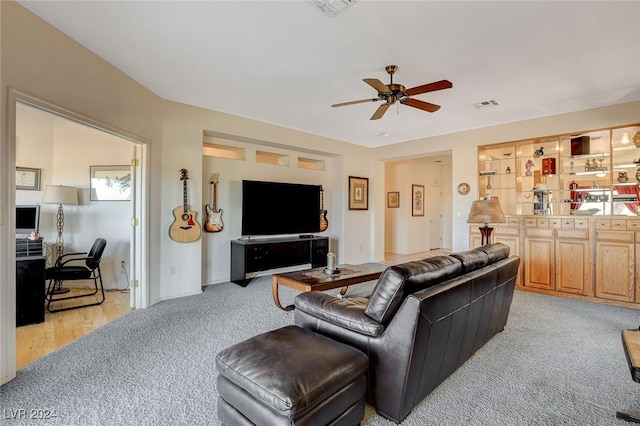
[294,292,385,337]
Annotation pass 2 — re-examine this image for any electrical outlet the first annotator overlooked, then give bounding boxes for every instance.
[170,265,176,275]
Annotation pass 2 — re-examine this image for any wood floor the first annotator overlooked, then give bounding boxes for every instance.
[384,249,451,265]
[16,250,449,369]
[16,289,132,369]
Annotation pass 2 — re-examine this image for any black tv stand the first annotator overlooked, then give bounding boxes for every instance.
[230,236,328,286]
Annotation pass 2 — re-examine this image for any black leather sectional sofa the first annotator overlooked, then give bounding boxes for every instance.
[294,243,520,423]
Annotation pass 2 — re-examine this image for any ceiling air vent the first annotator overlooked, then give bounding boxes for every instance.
[472,100,500,110]
[312,0,358,17]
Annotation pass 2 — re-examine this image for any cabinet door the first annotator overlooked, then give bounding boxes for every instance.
[494,234,519,257]
[595,240,634,302]
[555,239,590,295]
[524,238,554,290]
[469,233,482,249]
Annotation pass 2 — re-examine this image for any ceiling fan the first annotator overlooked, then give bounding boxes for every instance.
[332,65,453,120]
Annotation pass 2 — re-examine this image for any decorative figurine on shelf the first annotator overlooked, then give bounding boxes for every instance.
[636,167,640,183]
[533,147,544,157]
[585,159,591,171]
[618,172,629,183]
[524,159,535,176]
[570,161,574,170]
[505,166,511,174]
[633,131,640,148]
[592,181,599,189]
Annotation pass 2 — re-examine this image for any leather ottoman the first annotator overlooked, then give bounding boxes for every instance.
[215,325,368,425]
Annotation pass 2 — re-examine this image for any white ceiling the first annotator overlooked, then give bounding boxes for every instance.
[17,1,640,148]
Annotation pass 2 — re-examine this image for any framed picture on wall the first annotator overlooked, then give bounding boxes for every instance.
[90,165,132,201]
[387,191,399,208]
[348,176,369,210]
[412,184,424,216]
[16,167,41,190]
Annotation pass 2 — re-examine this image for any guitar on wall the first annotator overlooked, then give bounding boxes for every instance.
[204,173,223,233]
[319,186,328,232]
[169,169,201,243]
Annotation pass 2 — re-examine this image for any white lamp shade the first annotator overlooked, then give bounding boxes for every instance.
[42,185,78,205]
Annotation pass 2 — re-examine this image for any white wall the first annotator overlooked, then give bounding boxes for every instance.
[15,103,132,290]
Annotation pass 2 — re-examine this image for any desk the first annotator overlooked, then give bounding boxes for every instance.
[16,256,45,326]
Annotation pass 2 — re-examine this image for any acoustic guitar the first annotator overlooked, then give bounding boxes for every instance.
[319,186,328,232]
[169,169,201,243]
[204,173,224,233]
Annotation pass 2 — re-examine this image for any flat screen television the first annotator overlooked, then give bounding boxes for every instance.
[16,205,40,236]
[242,180,321,236]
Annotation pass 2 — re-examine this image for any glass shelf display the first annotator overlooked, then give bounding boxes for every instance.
[478,124,640,216]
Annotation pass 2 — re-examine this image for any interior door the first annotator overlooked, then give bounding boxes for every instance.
[429,185,443,249]
[130,144,147,308]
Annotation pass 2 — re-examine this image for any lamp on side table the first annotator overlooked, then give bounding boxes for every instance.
[467,198,506,246]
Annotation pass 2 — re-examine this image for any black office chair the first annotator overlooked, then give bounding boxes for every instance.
[45,238,107,313]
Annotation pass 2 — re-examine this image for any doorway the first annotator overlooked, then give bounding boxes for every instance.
[384,154,452,257]
[428,185,443,249]
[10,92,148,369]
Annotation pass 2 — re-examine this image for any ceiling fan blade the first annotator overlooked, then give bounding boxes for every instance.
[405,80,453,96]
[331,98,379,107]
[363,78,389,93]
[370,103,392,120]
[401,98,441,113]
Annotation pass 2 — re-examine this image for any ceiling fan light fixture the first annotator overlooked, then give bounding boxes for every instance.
[312,0,358,17]
[332,65,452,120]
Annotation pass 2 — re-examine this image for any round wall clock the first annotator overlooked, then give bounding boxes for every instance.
[457,182,470,195]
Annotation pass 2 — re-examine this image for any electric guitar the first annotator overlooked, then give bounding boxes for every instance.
[204,173,224,233]
[319,186,328,232]
[169,169,201,243]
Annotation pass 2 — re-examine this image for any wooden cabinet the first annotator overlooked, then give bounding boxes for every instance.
[595,230,635,302]
[523,227,554,290]
[555,229,591,296]
[468,214,639,308]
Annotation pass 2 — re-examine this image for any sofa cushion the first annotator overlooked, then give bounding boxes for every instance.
[364,256,462,325]
[294,293,384,337]
[450,243,510,274]
[478,242,510,263]
[449,247,490,274]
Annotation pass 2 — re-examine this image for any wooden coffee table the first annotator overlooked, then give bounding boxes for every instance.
[272,263,386,311]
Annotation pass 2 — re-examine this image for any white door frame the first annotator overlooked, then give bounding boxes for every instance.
[1,88,150,383]
[428,184,443,249]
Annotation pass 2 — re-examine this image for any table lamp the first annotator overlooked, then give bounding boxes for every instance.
[467,198,506,245]
[42,185,78,294]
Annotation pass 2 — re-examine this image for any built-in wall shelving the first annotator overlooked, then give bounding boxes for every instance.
[478,124,640,216]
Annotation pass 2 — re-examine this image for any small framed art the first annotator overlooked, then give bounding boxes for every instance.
[348,176,369,210]
[90,165,132,201]
[16,167,41,190]
[387,191,399,208]
[412,184,424,217]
